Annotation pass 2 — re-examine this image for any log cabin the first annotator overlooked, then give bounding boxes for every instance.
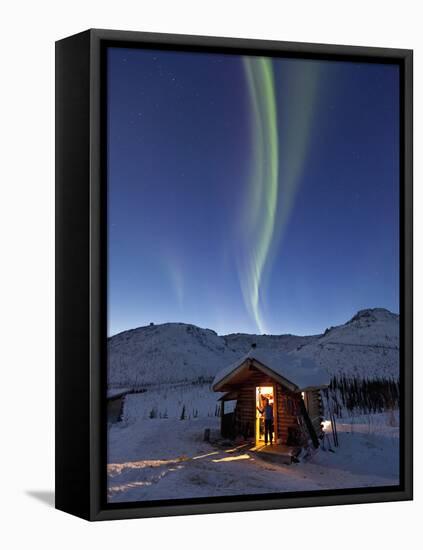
[212,347,330,451]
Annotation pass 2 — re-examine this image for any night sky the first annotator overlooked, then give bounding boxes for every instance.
[107,47,399,337]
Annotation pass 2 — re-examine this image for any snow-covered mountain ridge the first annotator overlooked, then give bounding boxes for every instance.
[108,308,399,388]
[294,309,399,380]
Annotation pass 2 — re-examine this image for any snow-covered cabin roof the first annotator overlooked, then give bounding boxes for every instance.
[212,348,330,392]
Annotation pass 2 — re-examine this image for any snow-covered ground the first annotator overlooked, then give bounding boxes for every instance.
[107,411,399,503]
[121,382,223,421]
[107,308,400,503]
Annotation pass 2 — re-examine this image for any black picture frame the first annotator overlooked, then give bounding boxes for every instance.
[55,28,413,521]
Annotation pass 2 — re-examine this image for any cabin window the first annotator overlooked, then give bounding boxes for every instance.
[223,400,237,414]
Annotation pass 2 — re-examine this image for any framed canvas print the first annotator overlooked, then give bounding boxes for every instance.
[55,29,413,521]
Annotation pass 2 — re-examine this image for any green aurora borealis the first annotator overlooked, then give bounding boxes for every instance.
[240,57,321,333]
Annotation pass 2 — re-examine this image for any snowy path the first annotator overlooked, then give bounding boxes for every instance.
[107,414,399,503]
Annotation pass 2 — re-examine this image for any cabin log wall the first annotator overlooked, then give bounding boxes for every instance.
[304,389,324,436]
[275,386,303,444]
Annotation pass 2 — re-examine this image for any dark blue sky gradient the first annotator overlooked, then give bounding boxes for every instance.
[107,47,399,336]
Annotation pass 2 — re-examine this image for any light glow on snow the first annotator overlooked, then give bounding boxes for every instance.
[107,457,186,476]
[192,451,219,460]
[212,454,251,463]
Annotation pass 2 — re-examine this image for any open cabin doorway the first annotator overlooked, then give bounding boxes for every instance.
[255,386,275,445]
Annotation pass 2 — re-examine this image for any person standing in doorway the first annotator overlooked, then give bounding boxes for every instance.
[257,398,274,444]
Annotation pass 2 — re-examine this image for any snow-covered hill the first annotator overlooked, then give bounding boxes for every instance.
[108,323,234,387]
[293,309,399,380]
[108,308,399,388]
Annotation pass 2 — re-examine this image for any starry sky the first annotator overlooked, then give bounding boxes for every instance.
[107,47,399,337]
